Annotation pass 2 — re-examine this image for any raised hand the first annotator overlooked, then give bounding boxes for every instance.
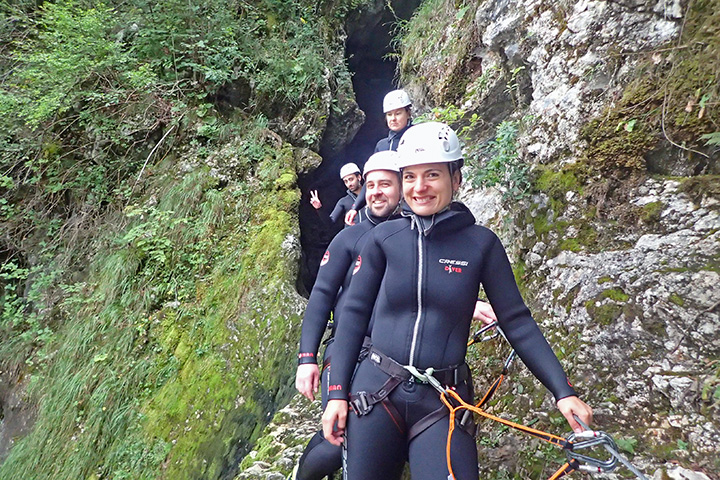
[309,190,322,209]
[344,209,357,226]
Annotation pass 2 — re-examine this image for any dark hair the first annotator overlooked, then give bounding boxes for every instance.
[448,159,464,184]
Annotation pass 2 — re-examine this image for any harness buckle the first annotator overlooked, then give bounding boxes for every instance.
[349,392,373,416]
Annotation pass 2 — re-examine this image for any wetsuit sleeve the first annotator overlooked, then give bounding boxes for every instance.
[479,234,577,401]
[298,233,354,365]
[374,138,385,153]
[326,232,386,401]
[314,204,335,229]
[330,197,346,223]
[352,183,367,210]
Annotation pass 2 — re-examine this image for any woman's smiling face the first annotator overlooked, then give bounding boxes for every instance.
[401,163,460,216]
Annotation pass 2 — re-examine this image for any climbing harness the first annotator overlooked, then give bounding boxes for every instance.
[407,321,650,480]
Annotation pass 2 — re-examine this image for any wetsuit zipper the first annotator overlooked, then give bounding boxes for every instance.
[409,226,423,366]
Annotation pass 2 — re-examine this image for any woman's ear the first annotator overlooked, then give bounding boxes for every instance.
[451,169,462,192]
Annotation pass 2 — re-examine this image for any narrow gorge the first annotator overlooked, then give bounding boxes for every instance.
[0,0,717,479]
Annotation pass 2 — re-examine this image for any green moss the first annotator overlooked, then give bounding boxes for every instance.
[585,300,622,325]
[579,0,719,177]
[512,260,530,301]
[579,116,656,174]
[601,288,630,302]
[559,238,582,252]
[534,165,585,206]
[585,288,629,325]
[641,201,664,224]
[598,276,613,284]
[669,293,685,306]
[532,213,554,236]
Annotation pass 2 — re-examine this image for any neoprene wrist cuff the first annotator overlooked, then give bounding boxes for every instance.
[297,352,317,366]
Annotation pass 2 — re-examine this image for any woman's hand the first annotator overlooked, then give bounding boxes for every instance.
[295,364,320,401]
[556,396,593,433]
[322,399,348,446]
[473,300,497,325]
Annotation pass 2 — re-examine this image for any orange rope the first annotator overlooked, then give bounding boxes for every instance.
[440,388,573,480]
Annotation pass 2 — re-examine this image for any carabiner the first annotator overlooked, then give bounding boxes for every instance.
[565,430,619,472]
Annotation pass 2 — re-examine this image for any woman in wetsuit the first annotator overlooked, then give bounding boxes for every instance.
[322,122,592,480]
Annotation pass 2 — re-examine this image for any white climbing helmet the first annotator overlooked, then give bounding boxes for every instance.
[339,162,361,179]
[382,89,412,113]
[396,122,463,168]
[363,151,400,178]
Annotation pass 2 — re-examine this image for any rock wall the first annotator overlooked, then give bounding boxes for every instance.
[458,0,720,478]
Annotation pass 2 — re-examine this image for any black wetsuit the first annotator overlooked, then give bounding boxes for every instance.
[296,208,395,480]
[317,190,365,231]
[328,203,576,480]
[351,124,412,215]
[374,122,412,153]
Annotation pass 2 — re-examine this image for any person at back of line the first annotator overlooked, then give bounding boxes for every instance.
[344,89,413,226]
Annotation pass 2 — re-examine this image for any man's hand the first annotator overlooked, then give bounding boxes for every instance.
[556,396,593,433]
[295,364,320,401]
[322,399,348,446]
[473,300,497,326]
[309,190,322,209]
[344,209,357,226]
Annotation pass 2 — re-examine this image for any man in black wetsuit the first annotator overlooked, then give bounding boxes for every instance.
[322,122,593,480]
[344,89,413,226]
[309,162,365,230]
[292,151,403,480]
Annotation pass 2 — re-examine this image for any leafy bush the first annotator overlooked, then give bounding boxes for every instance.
[469,119,532,200]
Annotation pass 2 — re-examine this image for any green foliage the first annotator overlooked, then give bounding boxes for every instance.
[414,104,532,202]
[616,437,638,454]
[0,260,57,363]
[0,0,353,233]
[0,133,304,479]
[415,104,481,140]
[700,132,720,146]
[469,119,532,200]
[393,0,476,102]
[3,2,125,127]
[0,0,359,478]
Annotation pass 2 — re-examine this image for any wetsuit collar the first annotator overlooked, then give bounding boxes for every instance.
[387,121,413,146]
[363,206,401,226]
[400,202,474,236]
